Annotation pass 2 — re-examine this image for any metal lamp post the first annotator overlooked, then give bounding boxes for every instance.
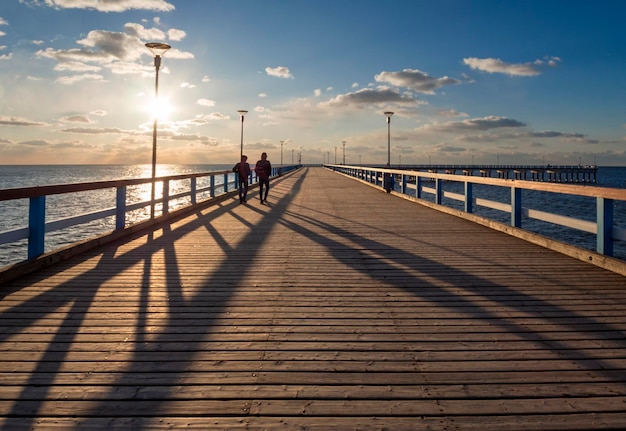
[280,140,285,167]
[237,110,247,160]
[342,140,346,165]
[145,42,171,219]
[383,111,394,193]
[384,111,394,167]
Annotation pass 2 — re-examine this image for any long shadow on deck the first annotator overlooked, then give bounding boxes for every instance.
[0,172,305,430]
[1,167,625,429]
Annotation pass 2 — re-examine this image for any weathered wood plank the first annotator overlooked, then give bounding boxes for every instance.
[1,167,625,430]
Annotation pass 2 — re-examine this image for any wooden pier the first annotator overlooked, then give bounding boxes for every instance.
[1,167,625,430]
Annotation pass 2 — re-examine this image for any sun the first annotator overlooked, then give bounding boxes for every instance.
[147,95,174,121]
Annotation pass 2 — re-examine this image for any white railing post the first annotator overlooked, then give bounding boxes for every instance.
[597,197,614,256]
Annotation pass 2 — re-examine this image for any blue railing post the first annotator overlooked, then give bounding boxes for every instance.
[597,197,614,256]
[511,187,522,228]
[224,173,229,193]
[210,175,215,198]
[416,176,422,199]
[190,177,197,205]
[435,178,443,204]
[28,196,45,259]
[465,182,473,213]
[402,174,407,194]
[115,186,126,230]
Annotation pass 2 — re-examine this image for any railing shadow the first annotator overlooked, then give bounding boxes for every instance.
[1,166,625,429]
[0,171,306,430]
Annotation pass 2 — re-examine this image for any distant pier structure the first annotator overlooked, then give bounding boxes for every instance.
[397,165,598,183]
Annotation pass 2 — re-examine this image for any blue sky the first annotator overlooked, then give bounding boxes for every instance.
[0,0,625,166]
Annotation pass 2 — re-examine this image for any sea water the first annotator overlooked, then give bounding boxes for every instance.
[0,164,231,267]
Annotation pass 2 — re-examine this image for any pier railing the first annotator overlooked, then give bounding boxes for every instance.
[327,164,626,260]
[0,165,299,269]
[379,164,598,183]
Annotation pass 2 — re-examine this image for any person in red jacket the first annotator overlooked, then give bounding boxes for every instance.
[233,155,251,204]
[254,152,272,204]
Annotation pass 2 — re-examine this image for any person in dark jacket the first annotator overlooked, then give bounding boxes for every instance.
[254,152,272,204]
[233,155,251,204]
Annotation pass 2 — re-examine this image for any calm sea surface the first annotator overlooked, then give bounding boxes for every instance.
[0,164,625,267]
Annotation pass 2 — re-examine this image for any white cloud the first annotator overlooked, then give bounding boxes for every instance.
[314,89,321,97]
[437,109,469,118]
[167,29,186,41]
[54,61,101,72]
[324,87,418,107]
[463,56,561,76]
[58,30,145,62]
[189,113,230,124]
[0,116,48,126]
[32,0,175,12]
[124,23,166,41]
[60,115,92,123]
[197,98,216,107]
[35,24,193,81]
[419,116,526,133]
[60,127,125,134]
[160,48,193,60]
[265,66,293,79]
[375,69,461,94]
[258,93,267,98]
[56,73,105,85]
[0,17,8,26]
[202,75,210,83]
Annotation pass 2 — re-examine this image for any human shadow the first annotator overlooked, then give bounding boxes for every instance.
[2,166,625,429]
[0,171,305,430]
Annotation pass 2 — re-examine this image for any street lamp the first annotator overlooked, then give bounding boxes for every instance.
[384,111,394,167]
[334,146,337,164]
[237,110,247,159]
[145,42,171,219]
[280,140,285,167]
[342,140,346,165]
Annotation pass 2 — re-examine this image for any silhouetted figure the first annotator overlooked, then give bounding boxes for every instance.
[255,152,272,204]
[233,155,251,204]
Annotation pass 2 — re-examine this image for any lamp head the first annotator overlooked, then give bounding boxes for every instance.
[145,42,171,57]
[237,110,248,119]
[384,111,394,123]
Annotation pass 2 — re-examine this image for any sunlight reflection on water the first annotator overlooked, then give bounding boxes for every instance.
[0,164,232,267]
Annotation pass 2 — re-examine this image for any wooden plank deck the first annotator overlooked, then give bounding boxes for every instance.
[1,166,626,430]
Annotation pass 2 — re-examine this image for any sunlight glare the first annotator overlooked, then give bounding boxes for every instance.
[147,96,174,121]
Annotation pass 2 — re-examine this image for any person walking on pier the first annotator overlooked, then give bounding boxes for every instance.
[233,155,251,204]
[255,152,272,204]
